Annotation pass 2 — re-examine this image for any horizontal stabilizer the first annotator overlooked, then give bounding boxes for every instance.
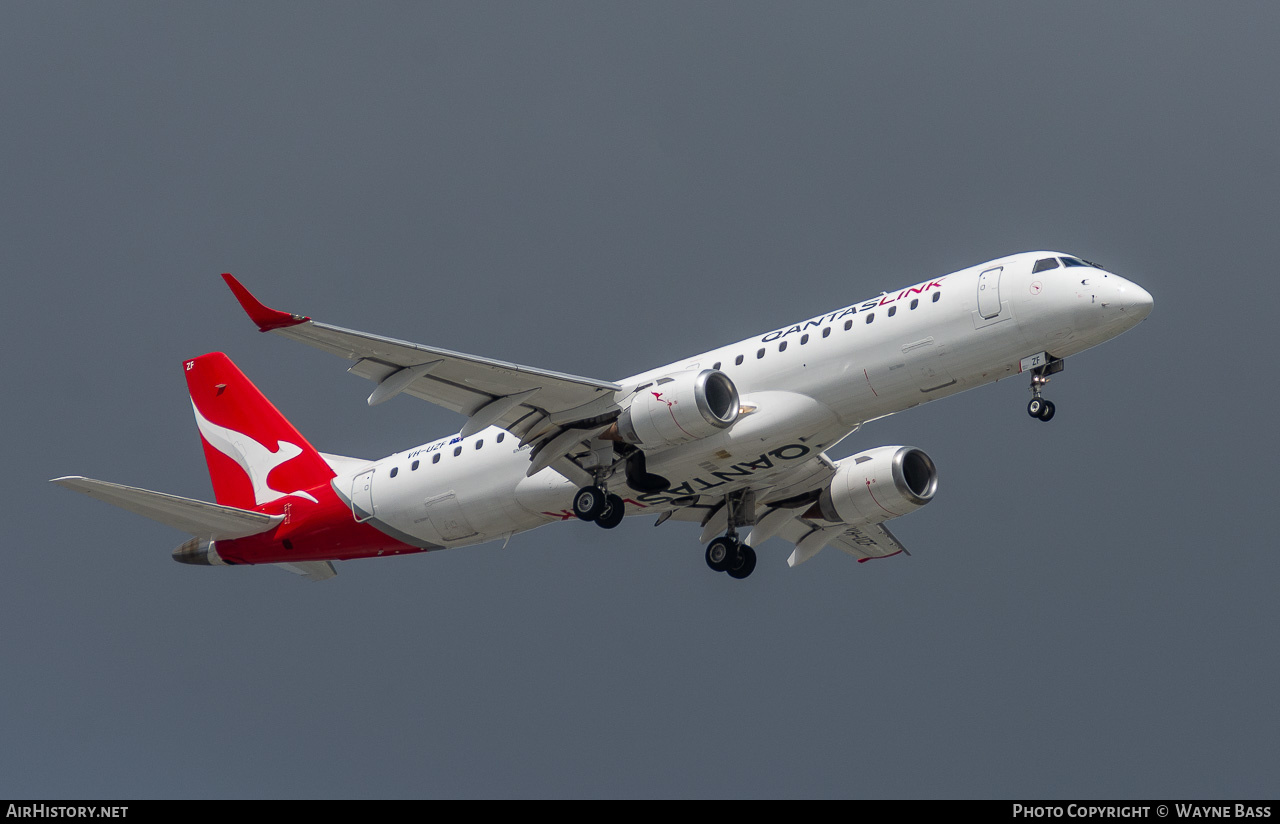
[50,476,282,539]
[273,561,338,582]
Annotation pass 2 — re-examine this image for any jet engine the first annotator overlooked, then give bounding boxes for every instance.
[811,445,938,527]
[612,369,741,448]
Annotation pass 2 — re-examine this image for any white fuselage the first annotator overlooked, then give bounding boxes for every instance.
[339,252,1152,550]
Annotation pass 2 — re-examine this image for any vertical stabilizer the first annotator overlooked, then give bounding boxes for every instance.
[184,352,334,510]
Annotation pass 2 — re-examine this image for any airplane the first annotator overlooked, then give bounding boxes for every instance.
[52,252,1153,582]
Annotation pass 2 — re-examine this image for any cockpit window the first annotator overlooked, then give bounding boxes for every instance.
[1032,258,1060,273]
[1061,257,1103,269]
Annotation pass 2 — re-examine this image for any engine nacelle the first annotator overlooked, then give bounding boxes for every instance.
[815,445,938,527]
[614,369,741,448]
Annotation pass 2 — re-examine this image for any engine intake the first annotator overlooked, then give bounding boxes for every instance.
[815,446,938,527]
[614,369,741,448]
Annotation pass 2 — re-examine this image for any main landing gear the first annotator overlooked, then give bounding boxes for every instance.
[705,536,757,580]
[573,484,625,530]
[571,448,667,531]
[704,489,758,579]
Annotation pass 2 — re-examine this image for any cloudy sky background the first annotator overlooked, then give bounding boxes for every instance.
[4,2,1277,798]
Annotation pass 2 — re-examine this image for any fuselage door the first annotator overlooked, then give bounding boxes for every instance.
[351,469,375,522]
[977,266,1004,319]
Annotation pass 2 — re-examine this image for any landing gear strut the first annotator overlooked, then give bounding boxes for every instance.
[703,490,758,579]
[1026,356,1064,422]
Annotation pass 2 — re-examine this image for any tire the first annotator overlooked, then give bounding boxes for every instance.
[727,545,757,579]
[705,537,737,572]
[1038,400,1056,422]
[1027,398,1044,419]
[572,486,608,522]
[596,495,625,529]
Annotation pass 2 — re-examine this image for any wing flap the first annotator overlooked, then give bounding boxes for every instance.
[51,476,281,539]
[832,522,909,561]
[767,514,909,566]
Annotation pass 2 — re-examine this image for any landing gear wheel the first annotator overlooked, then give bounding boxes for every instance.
[1027,398,1046,419]
[726,544,757,580]
[595,494,625,529]
[1038,400,1056,422]
[705,536,737,572]
[573,486,608,522]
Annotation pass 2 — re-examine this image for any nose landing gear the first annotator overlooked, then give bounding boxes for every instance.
[1027,385,1056,422]
[1025,355,1064,422]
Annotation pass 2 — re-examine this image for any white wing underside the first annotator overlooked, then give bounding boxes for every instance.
[662,493,910,567]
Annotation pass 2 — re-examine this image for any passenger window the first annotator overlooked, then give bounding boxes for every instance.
[453,446,462,457]
[778,341,787,352]
[865,313,874,324]
[389,467,399,478]
[411,460,419,471]
[801,334,809,345]
[735,354,744,366]
[432,453,441,464]
[476,439,483,450]
[932,291,941,302]
[757,348,765,359]
[888,306,896,317]
[844,319,853,331]
[822,327,831,338]
[713,361,721,370]
[1033,257,1060,273]
[496,432,505,443]
[910,298,919,310]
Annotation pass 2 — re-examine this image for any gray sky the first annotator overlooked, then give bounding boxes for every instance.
[4,2,1277,798]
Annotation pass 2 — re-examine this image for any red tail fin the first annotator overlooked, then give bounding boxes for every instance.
[184,353,334,510]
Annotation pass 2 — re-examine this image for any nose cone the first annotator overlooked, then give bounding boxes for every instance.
[1120,280,1154,323]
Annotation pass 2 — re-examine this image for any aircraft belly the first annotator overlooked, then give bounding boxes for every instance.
[514,470,577,520]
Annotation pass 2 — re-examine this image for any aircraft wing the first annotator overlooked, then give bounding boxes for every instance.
[766,518,908,567]
[657,453,911,567]
[223,275,622,443]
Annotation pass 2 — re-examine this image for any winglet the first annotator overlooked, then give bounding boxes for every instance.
[222,274,310,332]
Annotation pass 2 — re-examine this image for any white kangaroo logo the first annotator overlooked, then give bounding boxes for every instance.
[191,400,318,505]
